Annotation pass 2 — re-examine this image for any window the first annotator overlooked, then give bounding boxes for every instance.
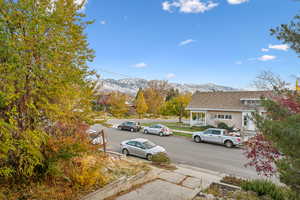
[242,99,261,106]
[204,130,212,134]
[225,115,232,119]
[126,141,136,146]
[243,116,248,126]
[214,114,232,120]
[212,130,221,135]
[135,142,145,149]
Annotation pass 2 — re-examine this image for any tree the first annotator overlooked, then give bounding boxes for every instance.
[245,9,300,194]
[135,87,143,100]
[135,90,148,118]
[144,80,170,115]
[107,92,129,117]
[0,0,95,179]
[161,93,191,122]
[271,15,300,55]
[166,88,180,101]
[244,73,300,194]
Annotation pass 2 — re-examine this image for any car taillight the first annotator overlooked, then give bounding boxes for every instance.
[237,138,241,142]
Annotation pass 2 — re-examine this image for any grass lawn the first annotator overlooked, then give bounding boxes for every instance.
[141,122,212,132]
[173,131,193,138]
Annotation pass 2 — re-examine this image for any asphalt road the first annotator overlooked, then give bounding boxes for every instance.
[91,124,270,180]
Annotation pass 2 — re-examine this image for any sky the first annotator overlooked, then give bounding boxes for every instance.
[82,0,299,89]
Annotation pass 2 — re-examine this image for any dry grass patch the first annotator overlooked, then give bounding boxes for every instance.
[0,154,150,200]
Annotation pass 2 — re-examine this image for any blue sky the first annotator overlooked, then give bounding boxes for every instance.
[83,0,299,89]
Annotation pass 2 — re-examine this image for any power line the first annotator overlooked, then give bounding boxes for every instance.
[97,67,135,79]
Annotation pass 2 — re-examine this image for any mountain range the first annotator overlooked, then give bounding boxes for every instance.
[96,78,238,96]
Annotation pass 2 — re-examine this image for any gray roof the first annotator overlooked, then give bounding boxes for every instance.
[187,91,268,111]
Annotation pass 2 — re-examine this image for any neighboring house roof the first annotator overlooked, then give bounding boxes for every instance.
[186,91,268,111]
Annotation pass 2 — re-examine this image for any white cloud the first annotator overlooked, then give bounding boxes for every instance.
[268,44,289,51]
[162,0,218,14]
[100,20,107,25]
[179,39,196,46]
[133,62,147,68]
[258,55,276,61]
[166,73,176,79]
[162,1,173,12]
[261,48,269,52]
[235,61,242,65]
[227,0,249,5]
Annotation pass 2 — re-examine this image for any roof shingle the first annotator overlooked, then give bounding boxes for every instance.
[187,91,268,111]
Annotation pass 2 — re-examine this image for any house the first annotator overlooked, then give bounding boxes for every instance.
[186,91,267,131]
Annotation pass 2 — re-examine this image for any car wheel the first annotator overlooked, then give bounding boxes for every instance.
[194,136,201,143]
[122,149,129,156]
[159,132,163,137]
[225,140,234,148]
[144,130,148,134]
[146,154,152,161]
[130,128,134,132]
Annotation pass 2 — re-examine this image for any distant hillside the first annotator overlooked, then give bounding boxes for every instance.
[96,78,238,96]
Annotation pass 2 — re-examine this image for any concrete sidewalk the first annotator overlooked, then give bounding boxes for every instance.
[114,164,225,200]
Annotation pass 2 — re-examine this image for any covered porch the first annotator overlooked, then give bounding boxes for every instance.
[189,111,207,126]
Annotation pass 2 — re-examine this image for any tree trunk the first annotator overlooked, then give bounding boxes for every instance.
[179,110,182,123]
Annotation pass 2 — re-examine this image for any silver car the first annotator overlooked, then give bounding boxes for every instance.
[143,124,173,136]
[120,138,166,160]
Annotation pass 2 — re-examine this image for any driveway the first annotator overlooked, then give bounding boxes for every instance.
[91,124,273,180]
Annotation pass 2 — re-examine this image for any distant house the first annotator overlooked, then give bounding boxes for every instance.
[186,91,267,131]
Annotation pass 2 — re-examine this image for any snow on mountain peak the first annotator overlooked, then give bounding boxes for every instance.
[97,78,237,96]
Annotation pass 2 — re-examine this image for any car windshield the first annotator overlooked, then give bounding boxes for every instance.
[143,141,156,149]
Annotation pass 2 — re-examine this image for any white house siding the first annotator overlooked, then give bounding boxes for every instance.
[206,111,243,130]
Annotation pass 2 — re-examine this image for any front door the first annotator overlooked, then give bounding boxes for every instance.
[243,112,256,131]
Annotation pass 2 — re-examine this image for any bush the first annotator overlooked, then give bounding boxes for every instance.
[151,152,170,165]
[217,122,234,131]
[68,155,108,188]
[221,176,245,187]
[241,180,298,200]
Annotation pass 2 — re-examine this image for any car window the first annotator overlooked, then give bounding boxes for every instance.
[155,125,161,128]
[212,130,221,135]
[127,122,134,125]
[204,130,212,134]
[143,141,156,149]
[135,142,145,149]
[150,125,156,128]
[126,141,136,146]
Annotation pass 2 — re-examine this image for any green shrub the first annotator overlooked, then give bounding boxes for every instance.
[241,180,298,200]
[217,122,234,131]
[151,152,170,165]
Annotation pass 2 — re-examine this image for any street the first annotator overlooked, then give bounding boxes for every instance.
[91,124,271,180]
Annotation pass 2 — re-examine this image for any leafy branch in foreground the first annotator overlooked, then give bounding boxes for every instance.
[0,0,96,181]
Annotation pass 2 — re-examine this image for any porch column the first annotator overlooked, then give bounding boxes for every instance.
[204,111,207,126]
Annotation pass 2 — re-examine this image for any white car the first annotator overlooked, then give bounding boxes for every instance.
[120,138,166,160]
[143,124,173,136]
